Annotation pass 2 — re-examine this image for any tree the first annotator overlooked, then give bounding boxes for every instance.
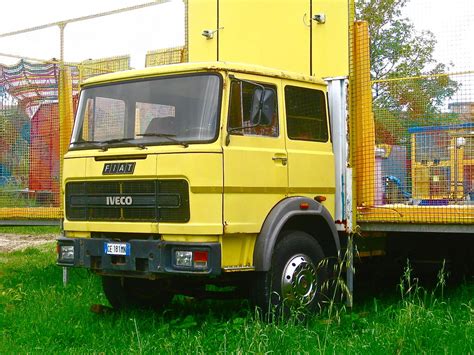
[356,0,459,142]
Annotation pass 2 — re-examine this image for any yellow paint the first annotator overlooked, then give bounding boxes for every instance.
[186,0,218,63]
[218,0,309,74]
[155,152,223,235]
[185,0,349,77]
[63,150,223,235]
[312,0,349,78]
[283,79,335,217]
[221,233,257,268]
[222,71,287,234]
[64,220,160,234]
[63,156,86,181]
[81,62,326,88]
[65,231,91,238]
[162,235,219,243]
[59,66,74,214]
[82,155,158,179]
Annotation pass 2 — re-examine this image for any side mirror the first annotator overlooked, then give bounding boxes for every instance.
[250,88,275,126]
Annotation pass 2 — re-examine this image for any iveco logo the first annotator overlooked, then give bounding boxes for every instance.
[106,196,133,206]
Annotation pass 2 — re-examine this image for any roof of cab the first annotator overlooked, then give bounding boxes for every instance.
[81,61,327,87]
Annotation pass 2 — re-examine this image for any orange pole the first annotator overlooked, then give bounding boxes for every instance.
[353,21,375,207]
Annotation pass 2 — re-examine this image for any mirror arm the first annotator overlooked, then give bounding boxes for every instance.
[228,74,267,125]
[229,74,265,93]
[225,74,269,146]
[225,123,261,146]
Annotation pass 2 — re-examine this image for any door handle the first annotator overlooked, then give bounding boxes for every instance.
[272,156,288,166]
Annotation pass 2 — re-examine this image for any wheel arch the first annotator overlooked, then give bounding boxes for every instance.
[253,196,340,271]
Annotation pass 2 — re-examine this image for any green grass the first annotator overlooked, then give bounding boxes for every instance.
[1,245,473,354]
[0,225,60,235]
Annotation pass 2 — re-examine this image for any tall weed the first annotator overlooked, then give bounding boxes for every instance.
[1,246,472,353]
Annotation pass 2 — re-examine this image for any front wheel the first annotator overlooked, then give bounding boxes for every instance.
[253,231,329,319]
[102,276,173,310]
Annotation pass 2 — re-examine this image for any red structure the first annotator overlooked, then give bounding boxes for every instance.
[29,103,60,205]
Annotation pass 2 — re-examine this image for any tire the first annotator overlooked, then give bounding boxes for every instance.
[102,276,173,310]
[252,231,328,319]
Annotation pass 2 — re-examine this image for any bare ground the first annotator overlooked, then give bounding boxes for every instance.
[0,234,58,253]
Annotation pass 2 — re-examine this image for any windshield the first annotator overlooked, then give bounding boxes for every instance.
[70,74,221,150]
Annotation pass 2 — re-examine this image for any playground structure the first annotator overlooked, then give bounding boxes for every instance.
[0,57,130,220]
[0,1,181,221]
[409,123,474,204]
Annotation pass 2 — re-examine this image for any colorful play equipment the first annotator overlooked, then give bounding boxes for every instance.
[0,57,129,218]
[409,123,474,204]
[373,123,474,206]
[0,60,77,208]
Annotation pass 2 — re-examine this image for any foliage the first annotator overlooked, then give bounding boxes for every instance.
[1,245,473,353]
[373,107,459,145]
[356,0,460,143]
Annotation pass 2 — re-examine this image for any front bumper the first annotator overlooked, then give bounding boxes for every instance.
[57,237,221,276]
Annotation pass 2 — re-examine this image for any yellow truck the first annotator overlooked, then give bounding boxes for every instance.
[57,61,343,314]
[56,0,474,315]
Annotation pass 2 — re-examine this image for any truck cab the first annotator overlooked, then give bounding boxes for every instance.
[57,62,340,314]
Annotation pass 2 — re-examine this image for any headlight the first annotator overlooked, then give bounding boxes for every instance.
[175,251,193,267]
[59,245,75,260]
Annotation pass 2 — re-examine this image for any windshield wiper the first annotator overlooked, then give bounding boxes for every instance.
[72,138,146,151]
[137,133,189,148]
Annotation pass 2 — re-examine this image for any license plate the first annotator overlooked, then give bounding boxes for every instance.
[104,242,130,256]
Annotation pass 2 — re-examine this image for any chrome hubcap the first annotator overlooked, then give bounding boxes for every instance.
[281,254,318,306]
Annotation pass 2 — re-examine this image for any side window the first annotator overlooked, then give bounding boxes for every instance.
[285,86,329,142]
[228,80,278,137]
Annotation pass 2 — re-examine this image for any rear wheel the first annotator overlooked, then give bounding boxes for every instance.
[102,276,173,310]
[253,231,328,319]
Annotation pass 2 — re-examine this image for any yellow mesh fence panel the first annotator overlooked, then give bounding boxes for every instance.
[78,56,131,82]
[0,1,185,222]
[352,1,474,225]
[145,47,187,67]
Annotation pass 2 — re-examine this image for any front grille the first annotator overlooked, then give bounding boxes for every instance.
[66,180,189,222]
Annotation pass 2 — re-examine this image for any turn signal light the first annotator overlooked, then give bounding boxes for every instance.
[299,202,310,210]
[315,195,327,202]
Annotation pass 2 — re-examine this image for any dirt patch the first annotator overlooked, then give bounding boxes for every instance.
[0,234,58,253]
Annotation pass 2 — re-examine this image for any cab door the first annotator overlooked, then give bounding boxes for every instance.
[223,73,287,234]
[282,81,335,217]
